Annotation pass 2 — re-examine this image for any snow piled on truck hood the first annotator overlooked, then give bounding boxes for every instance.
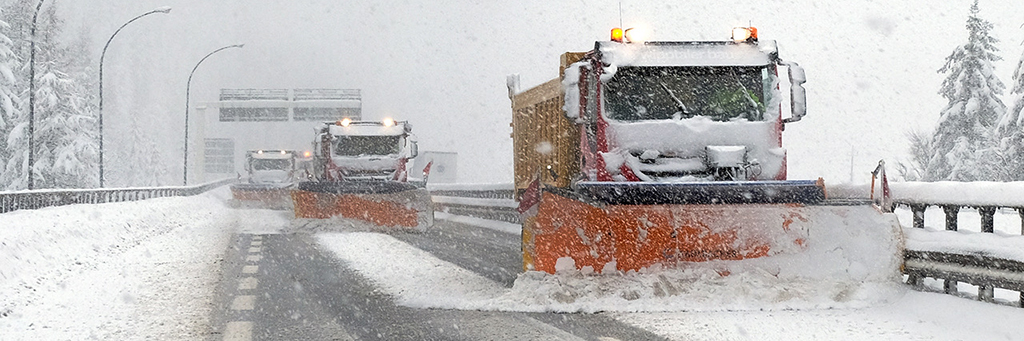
[606,117,785,179]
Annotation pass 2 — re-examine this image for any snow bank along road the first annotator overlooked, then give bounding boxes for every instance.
[1,187,1023,340]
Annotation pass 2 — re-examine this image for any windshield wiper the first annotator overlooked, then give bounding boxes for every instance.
[730,69,761,111]
[658,82,691,116]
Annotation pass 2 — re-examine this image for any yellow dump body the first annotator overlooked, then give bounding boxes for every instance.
[510,52,585,196]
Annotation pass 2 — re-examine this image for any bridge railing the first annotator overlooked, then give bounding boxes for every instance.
[0,178,236,214]
[885,181,1024,307]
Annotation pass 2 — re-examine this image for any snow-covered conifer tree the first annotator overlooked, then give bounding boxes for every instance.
[1,2,97,189]
[0,12,20,178]
[995,36,1024,180]
[924,0,1006,181]
[0,0,32,189]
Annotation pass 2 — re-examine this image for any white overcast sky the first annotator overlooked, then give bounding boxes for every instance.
[58,0,1021,183]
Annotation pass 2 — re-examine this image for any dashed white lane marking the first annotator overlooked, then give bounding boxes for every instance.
[251,235,262,240]
[246,255,262,262]
[223,321,253,341]
[248,247,261,253]
[250,240,262,246]
[238,277,258,290]
[242,265,259,274]
[231,295,256,310]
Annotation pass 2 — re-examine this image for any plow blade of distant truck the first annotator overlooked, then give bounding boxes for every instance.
[230,183,294,208]
[521,182,898,274]
[292,181,433,230]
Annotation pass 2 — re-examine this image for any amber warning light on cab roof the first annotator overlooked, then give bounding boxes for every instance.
[609,27,646,43]
[610,27,625,42]
[731,26,758,43]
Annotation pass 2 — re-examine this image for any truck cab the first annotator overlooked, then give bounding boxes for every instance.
[566,28,807,184]
[245,149,297,185]
[313,118,419,182]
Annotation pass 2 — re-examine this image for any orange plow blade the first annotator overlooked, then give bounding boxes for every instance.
[230,183,294,208]
[292,187,433,230]
[523,191,812,273]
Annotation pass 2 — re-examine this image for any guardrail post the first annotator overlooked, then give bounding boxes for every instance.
[941,205,960,295]
[943,278,958,295]
[1018,208,1024,235]
[906,272,922,287]
[942,205,959,231]
[979,207,995,233]
[910,204,927,229]
[978,285,994,302]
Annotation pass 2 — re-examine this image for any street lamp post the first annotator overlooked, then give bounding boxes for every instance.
[26,0,44,190]
[184,44,244,185]
[98,6,171,188]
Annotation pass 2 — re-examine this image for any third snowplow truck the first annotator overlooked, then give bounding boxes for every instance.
[230,149,300,206]
[510,27,900,274]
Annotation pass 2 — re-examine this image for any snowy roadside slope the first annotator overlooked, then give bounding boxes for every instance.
[0,187,238,340]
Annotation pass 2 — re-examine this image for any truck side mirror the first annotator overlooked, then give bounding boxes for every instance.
[782,62,806,124]
[409,140,419,158]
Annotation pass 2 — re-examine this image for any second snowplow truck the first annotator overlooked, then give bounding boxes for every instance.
[292,118,432,229]
[510,27,899,274]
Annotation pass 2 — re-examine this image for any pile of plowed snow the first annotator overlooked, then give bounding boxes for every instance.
[318,204,906,312]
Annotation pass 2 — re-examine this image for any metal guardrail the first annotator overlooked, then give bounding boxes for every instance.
[429,188,515,200]
[0,178,236,214]
[901,202,1024,234]
[904,250,1024,306]
[896,199,1024,307]
[430,188,520,224]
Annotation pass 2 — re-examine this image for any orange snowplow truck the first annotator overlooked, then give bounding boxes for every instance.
[292,118,433,230]
[230,149,300,205]
[510,27,841,274]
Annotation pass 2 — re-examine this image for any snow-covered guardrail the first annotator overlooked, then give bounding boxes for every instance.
[892,182,1024,232]
[428,183,519,224]
[888,182,1024,307]
[0,178,236,214]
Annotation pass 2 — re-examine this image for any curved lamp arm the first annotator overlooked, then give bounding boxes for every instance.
[183,43,244,185]
[97,6,171,188]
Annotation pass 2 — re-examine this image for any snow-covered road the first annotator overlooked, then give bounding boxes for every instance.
[2,186,1023,340]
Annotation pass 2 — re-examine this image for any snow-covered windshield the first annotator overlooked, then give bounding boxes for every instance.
[250,158,292,171]
[334,135,401,156]
[604,66,772,121]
